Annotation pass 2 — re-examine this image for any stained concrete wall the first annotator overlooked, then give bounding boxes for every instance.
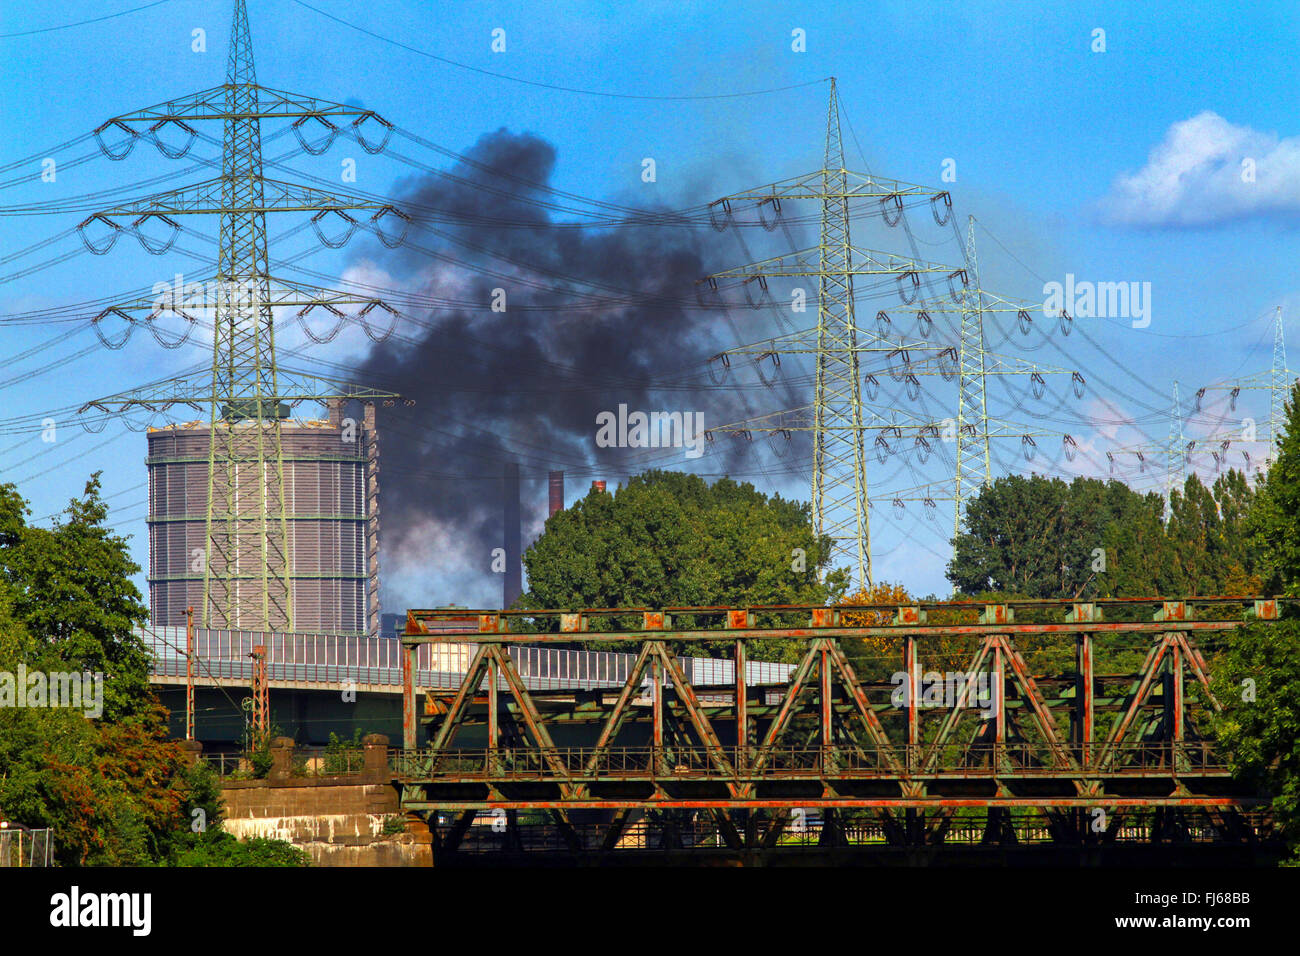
[213,736,431,867]
[220,778,429,866]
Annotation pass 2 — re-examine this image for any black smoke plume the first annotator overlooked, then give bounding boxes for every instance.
[351,129,806,605]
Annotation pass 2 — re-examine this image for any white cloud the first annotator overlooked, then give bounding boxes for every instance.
[1099,111,1300,226]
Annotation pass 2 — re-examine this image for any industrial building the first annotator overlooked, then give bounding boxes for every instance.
[146,400,380,637]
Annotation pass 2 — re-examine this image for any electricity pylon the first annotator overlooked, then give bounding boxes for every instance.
[78,0,404,631]
[700,79,958,587]
[1194,306,1294,455]
[702,83,1078,584]
[1116,310,1295,485]
[1272,305,1292,446]
[1170,380,1187,490]
[953,216,990,537]
[1108,380,1241,492]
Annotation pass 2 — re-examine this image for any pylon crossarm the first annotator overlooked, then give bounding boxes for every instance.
[712,167,945,204]
[79,370,398,414]
[982,421,1072,441]
[710,326,944,360]
[1199,373,1272,392]
[98,83,389,126]
[705,403,950,437]
[707,245,959,281]
[103,277,396,315]
[869,489,957,505]
[85,177,398,218]
[887,293,1047,316]
[981,353,1075,377]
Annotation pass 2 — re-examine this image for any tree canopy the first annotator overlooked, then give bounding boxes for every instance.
[522,470,845,610]
[948,471,1259,599]
[0,475,305,866]
[1212,617,1300,861]
[1246,382,1300,595]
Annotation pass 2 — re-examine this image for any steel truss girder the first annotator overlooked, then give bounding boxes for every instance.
[399,600,1276,841]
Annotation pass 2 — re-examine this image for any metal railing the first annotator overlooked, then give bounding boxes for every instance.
[200,747,377,778]
[0,828,54,867]
[139,625,794,693]
[392,741,1231,781]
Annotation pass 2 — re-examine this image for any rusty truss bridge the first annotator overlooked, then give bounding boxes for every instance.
[393,597,1286,863]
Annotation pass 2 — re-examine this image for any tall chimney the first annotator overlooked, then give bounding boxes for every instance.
[326,397,344,428]
[548,470,564,517]
[503,462,522,609]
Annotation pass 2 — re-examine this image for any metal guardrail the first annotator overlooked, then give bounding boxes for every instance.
[138,625,794,693]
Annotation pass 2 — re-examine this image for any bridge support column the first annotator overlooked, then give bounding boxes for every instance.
[735,640,747,771]
[1066,603,1098,768]
[904,635,919,770]
[401,641,416,750]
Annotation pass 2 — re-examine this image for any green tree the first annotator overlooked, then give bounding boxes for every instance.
[1247,382,1300,595]
[161,760,309,867]
[1166,473,1227,596]
[0,475,309,867]
[521,471,845,657]
[1095,480,1174,597]
[949,471,1260,600]
[0,596,184,865]
[1211,617,1300,861]
[0,473,151,721]
[948,474,1124,598]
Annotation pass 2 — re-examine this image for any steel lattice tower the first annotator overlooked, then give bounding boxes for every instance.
[1169,380,1187,491]
[953,215,991,538]
[700,80,956,586]
[208,0,291,629]
[1270,305,1290,446]
[813,79,869,587]
[1124,308,1293,483]
[79,0,407,630]
[700,83,1077,586]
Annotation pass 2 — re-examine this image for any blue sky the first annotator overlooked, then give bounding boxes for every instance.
[2,0,1297,612]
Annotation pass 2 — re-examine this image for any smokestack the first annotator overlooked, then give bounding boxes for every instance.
[591,480,606,493]
[326,397,344,428]
[503,462,522,609]
[548,471,564,517]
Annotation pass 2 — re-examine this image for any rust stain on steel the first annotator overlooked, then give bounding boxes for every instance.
[397,597,1285,835]
[896,606,923,625]
[399,620,1245,644]
[810,608,838,627]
